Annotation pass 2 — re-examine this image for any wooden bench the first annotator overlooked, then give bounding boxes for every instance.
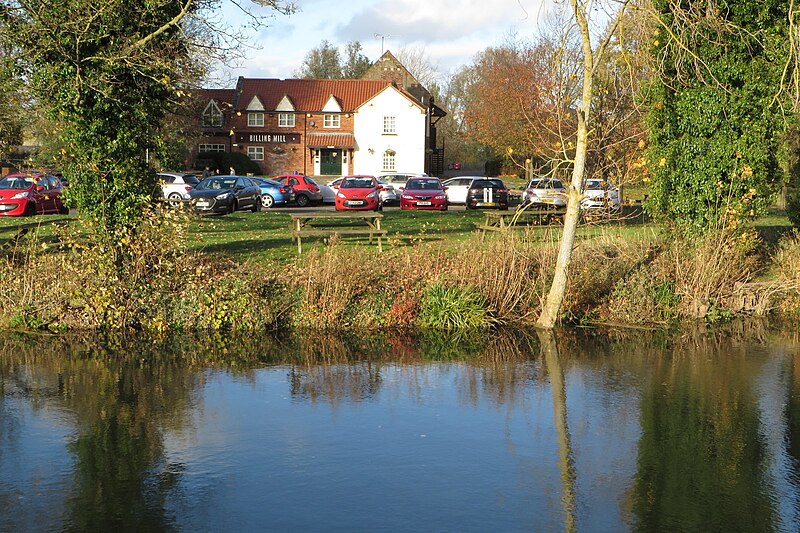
[475,208,567,236]
[289,211,386,254]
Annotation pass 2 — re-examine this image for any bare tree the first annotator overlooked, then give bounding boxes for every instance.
[536,0,632,329]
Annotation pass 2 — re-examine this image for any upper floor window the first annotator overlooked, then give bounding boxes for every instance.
[278,113,296,127]
[248,112,264,127]
[383,116,396,134]
[323,114,340,129]
[201,101,223,127]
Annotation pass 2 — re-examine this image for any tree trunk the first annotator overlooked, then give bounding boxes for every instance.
[536,0,594,329]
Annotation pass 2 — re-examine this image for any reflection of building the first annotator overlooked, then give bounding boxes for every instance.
[193,51,447,177]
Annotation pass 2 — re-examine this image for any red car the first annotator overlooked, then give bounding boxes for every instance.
[400,177,448,211]
[0,173,68,216]
[334,175,383,211]
[272,174,323,207]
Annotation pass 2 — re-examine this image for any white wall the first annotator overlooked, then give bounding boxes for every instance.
[353,87,426,176]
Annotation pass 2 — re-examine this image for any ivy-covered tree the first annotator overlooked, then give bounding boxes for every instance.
[0,0,292,250]
[644,0,791,232]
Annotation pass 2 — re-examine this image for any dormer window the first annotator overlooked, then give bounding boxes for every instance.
[324,114,340,129]
[201,101,223,127]
[248,112,264,127]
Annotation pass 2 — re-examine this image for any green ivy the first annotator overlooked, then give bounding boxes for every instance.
[644,0,791,234]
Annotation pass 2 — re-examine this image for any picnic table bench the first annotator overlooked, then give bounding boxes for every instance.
[289,211,386,254]
[475,207,567,236]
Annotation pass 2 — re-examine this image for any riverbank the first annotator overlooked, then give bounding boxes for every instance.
[0,205,798,331]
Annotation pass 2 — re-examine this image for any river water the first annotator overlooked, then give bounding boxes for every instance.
[1,323,799,532]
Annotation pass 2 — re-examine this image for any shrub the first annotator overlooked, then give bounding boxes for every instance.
[417,283,490,330]
[788,193,800,229]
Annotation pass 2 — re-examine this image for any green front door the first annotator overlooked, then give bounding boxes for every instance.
[320,149,342,175]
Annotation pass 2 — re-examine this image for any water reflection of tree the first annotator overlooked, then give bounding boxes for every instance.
[0,334,201,532]
[631,329,775,531]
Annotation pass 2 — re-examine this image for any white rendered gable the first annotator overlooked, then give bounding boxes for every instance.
[246,96,265,111]
[321,95,342,113]
[275,95,295,112]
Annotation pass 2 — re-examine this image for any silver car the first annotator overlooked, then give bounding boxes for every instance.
[521,178,568,208]
[158,172,200,206]
[581,179,620,210]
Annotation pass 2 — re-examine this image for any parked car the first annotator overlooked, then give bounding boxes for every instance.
[521,178,568,208]
[442,176,483,204]
[158,172,200,206]
[465,178,509,210]
[189,176,261,215]
[581,179,620,210]
[323,177,396,205]
[250,177,295,208]
[378,173,427,194]
[334,175,383,211]
[400,177,448,211]
[272,174,323,207]
[0,173,68,216]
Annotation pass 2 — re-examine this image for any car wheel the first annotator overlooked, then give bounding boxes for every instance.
[261,194,275,209]
[228,200,237,214]
[296,194,310,207]
[251,197,260,212]
[167,192,182,207]
[375,202,383,212]
[24,201,36,216]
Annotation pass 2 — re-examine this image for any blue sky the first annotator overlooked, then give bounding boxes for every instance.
[214,0,555,83]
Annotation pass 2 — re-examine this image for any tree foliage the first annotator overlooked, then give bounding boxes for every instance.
[0,0,292,248]
[643,0,791,232]
[296,40,371,79]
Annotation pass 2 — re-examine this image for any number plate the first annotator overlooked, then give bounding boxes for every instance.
[196,200,210,207]
[417,201,432,206]
[477,202,495,207]
[345,200,364,206]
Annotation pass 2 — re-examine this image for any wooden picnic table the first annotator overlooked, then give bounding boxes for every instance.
[475,207,567,236]
[289,211,386,254]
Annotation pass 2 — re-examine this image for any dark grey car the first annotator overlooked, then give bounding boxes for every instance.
[189,176,261,215]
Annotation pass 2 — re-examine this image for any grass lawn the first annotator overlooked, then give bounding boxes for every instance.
[0,203,792,266]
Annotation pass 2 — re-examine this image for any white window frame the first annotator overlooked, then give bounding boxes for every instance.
[382,150,396,172]
[201,102,223,127]
[323,114,340,129]
[248,112,264,127]
[278,113,296,127]
[198,144,225,153]
[247,146,264,161]
[383,115,396,134]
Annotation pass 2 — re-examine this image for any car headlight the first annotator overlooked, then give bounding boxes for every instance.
[366,191,376,199]
[216,192,231,200]
[337,192,346,199]
[435,194,447,200]
[11,192,30,199]
[401,194,413,200]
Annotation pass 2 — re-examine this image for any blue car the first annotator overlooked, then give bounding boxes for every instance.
[250,177,295,208]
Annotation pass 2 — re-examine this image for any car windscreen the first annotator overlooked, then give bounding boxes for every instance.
[584,180,604,190]
[183,176,200,185]
[470,179,501,189]
[406,179,441,190]
[340,178,374,189]
[0,176,34,190]
[196,178,236,190]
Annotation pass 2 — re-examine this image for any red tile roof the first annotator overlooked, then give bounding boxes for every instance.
[306,133,356,148]
[198,88,236,105]
[235,79,395,112]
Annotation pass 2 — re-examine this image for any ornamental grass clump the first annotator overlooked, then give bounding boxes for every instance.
[417,282,490,331]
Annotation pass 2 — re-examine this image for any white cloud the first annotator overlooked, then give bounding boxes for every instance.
[216,0,557,80]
